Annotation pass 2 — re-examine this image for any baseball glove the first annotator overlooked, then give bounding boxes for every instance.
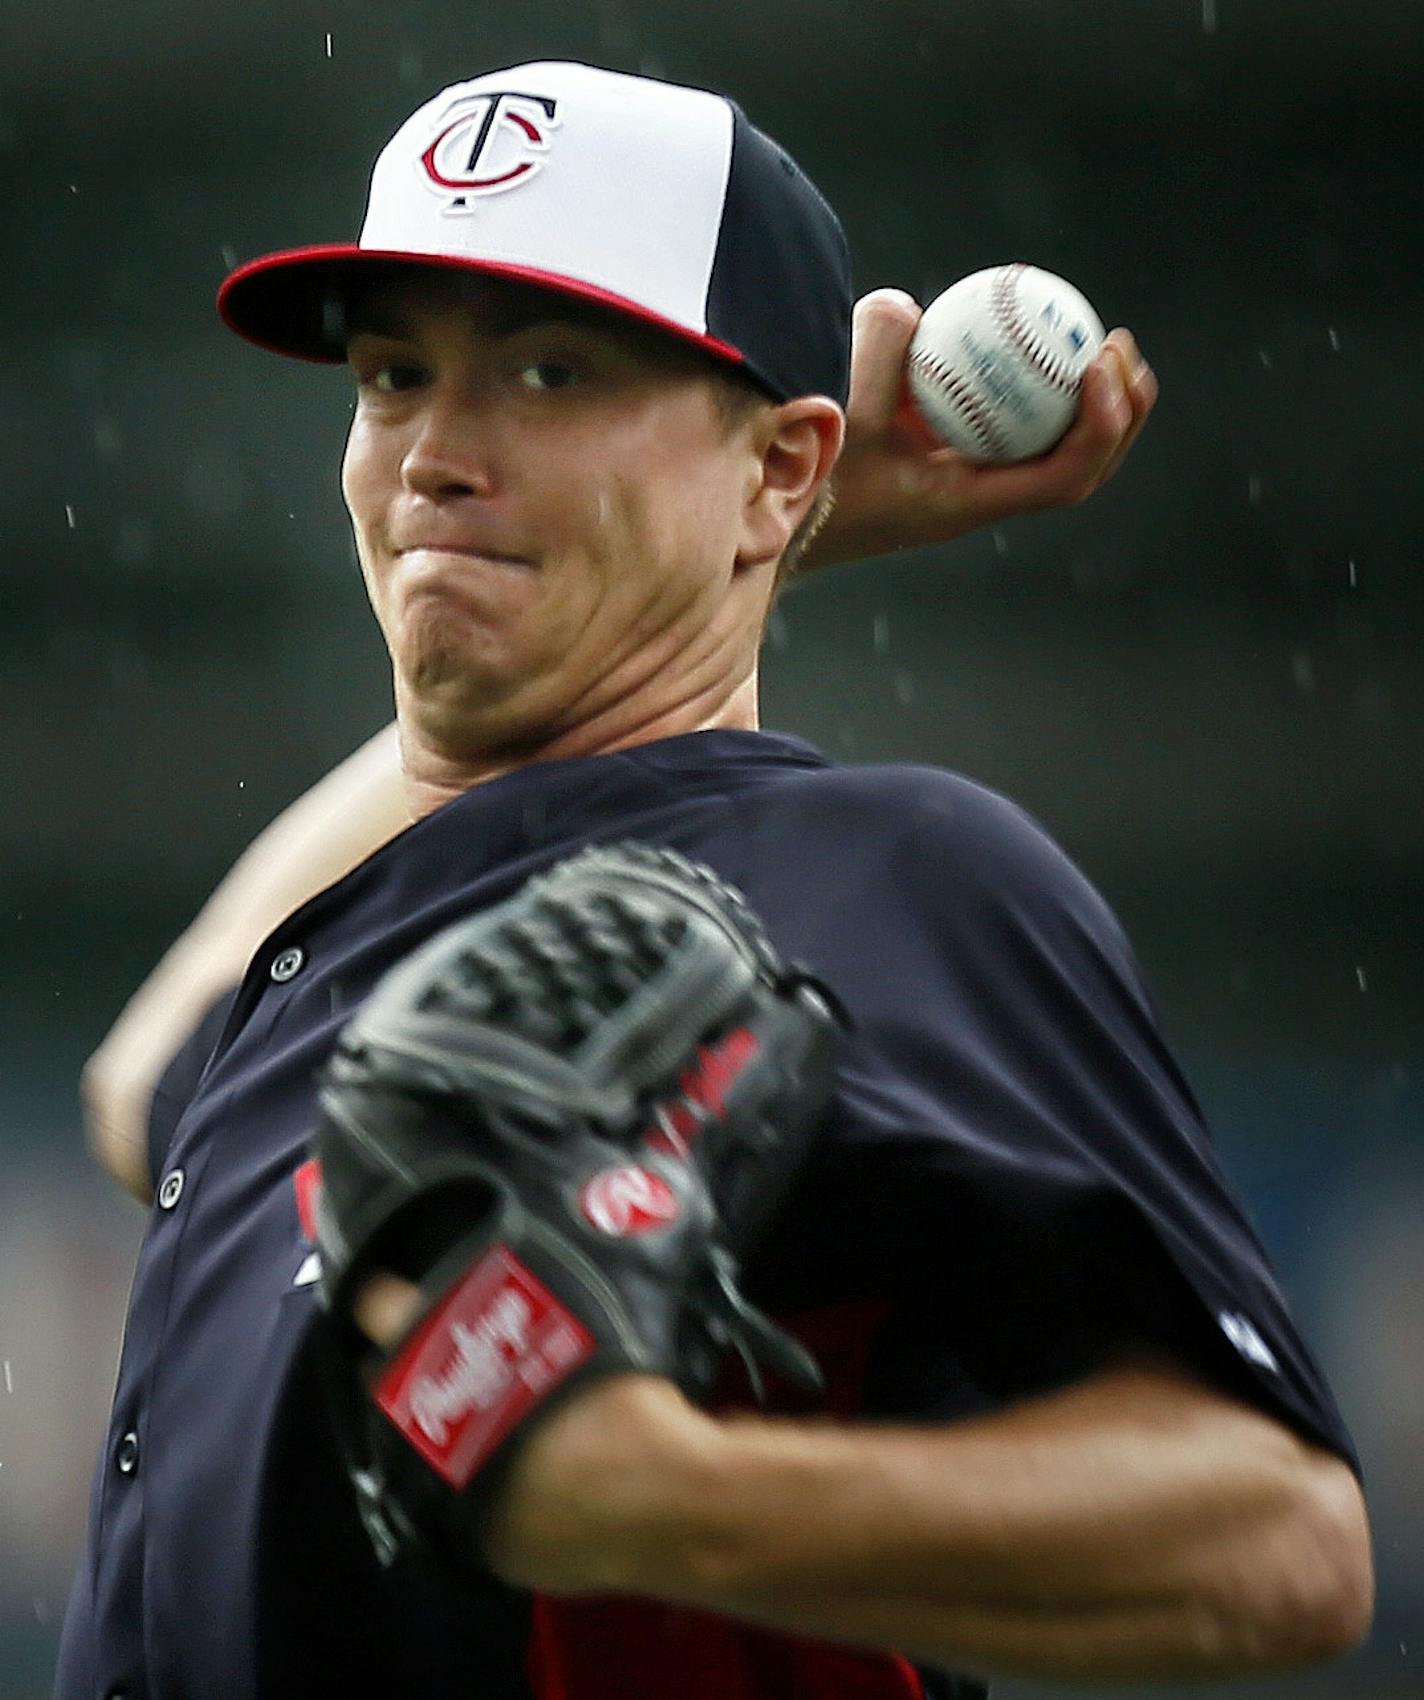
[310,841,842,1572]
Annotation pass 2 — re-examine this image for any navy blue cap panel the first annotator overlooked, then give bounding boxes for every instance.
[708,108,853,404]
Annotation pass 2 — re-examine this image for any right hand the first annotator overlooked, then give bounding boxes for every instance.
[799,288,1158,571]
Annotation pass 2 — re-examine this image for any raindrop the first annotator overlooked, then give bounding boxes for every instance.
[765,609,788,652]
[184,452,245,525]
[2,1360,10,1393]
[893,670,916,706]
[33,1598,49,1624]
[93,416,125,460]
[992,529,1009,558]
[115,519,154,568]
[68,182,79,195]
[1257,348,1272,370]
[220,244,238,270]
[1290,650,1315,693]
[1327,326,1341,352]
[1355,966,1368,991]
[1202,0,1218,32]
[65,503,76,529]
[873,613,890,654]
[325,31,333,57]
[1347,558,1357,588]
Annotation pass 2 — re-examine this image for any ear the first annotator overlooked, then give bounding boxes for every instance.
[735,397,845,573]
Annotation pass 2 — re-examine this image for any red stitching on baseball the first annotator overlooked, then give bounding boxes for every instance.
[991,264,1079,396]
[909,348,1009,459]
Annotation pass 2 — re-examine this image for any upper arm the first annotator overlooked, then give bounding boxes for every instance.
[84,721,408,1198]
[85,980,239,1201]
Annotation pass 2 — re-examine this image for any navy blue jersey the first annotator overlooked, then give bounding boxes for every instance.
[56,730,1355,1700]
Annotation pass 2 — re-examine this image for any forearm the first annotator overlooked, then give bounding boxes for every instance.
[193,721,409,943]
[488,1366,1372,1684]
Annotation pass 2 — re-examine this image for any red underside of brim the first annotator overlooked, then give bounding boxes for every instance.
[216,243,748,372]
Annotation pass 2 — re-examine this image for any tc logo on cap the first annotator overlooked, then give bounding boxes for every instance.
[420,90,560,210]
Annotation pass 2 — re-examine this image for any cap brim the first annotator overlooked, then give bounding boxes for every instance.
[217,245,750,374]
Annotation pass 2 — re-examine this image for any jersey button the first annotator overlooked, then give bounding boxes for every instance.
[115,1430,140,1475]
[270,945,306,983]
[157,1168,185,1210]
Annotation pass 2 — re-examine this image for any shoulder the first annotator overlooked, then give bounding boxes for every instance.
[703,758,1141,1020]
[755,760,1117,928]
[756,758,1057,851]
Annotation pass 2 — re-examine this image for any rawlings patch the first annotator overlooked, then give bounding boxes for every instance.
[374,1246,593,1488]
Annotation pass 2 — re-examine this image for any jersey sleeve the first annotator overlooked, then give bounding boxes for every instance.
[145,986,239,1183]
[771,769,1358,1470]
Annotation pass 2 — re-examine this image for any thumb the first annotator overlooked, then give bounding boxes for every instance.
[848,288,922,422]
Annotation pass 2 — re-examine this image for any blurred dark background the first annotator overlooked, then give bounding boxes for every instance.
[2,0,1420,1694]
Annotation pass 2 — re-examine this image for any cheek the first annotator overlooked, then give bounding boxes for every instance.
[341,425,392,613]
[341,419,376,532]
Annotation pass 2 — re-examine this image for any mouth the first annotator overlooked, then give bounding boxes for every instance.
[398,545,536,571]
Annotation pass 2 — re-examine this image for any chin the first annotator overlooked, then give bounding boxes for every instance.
[394,598,505,685]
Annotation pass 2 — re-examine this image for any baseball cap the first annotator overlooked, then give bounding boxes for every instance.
[218,61,852,405]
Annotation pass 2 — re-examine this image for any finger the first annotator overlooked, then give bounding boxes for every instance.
[1088,329,1158,488]
[940,353,1139,523]
[1101,327,1154,392]
[353,1270,423,1348]
[847,288,921,424]
[1032,337,1153,499]
[1027,354,1132,499]
[1099,329,1159,432]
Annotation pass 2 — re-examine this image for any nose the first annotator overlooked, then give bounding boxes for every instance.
[399,388,498,501]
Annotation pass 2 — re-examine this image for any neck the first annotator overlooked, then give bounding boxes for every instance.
[398,669,761,819]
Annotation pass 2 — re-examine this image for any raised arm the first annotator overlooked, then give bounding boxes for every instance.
[83,722,411,1199]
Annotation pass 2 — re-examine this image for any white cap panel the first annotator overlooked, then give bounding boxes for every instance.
[360,62,733,335]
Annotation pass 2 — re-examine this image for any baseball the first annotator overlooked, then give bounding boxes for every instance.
[906,264,1106,463]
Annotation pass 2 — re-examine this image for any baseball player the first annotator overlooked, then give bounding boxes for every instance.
[59,61,1370,1700]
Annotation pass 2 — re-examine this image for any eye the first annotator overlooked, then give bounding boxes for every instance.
[517,360,580,393]
[368,363,427,394]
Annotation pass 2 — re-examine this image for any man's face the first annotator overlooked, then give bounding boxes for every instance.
[341,271,773,758]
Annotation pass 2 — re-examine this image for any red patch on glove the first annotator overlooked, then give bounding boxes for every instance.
[374,1246,594,1488]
